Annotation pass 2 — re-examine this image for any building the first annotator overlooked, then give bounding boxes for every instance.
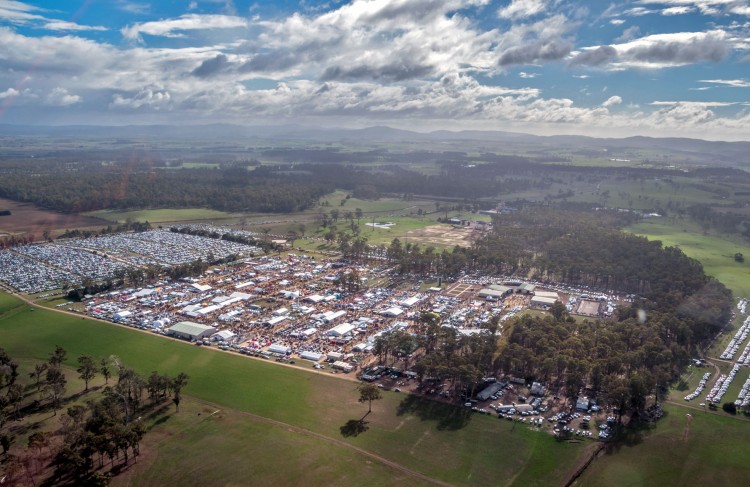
[530,382,545,396]
[531,296,558,307]
[478,285,512,300]
[167,321,217,341]
[327,322,356,337]
[476,382,505,401]
[576,396,590,411]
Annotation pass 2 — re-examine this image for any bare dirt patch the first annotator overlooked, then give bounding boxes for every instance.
[443,282,477,299]
[577,299,601,316]
[404,224,480,247]
[0,197,107,237]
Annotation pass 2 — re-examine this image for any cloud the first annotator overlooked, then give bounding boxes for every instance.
[0,87,19,99]
[498,38,572,66]
[116,1,150,15]
[609,19,625,25]
[569,45,617,66]
[616,25,641,42]
[121,14,247,40]
[45,87,80,106]
[602,95,623,107]
[111,86,171,109]
[661,6,694,15]
[699,78,750,87]
[43,21,107,32]
[519,71,539,78]
[498,0,549,20]
[637,1,750,16]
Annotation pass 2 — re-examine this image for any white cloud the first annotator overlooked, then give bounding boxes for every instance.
[638,1,748,16]
[43,21,107,32]
[662,6,695,15]
[610,19,626,25]
[0,86,18,99]
[699,78,750,87]
[650,100,740,106]
[121,14,247,40]
[45,87,80,106]
[519,71,539,78]
[498,0,549,20]
[117,1,150,15]
[602,95,622,107]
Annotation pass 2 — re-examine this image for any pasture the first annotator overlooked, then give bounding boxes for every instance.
[0,295,586,486]
[576,403,750,486]
[85,208,240,224]
[626,219,750,298]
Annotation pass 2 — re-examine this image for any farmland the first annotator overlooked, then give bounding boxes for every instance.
[576,403,750,486]
[85,208,241,224]
[0,295,586,486]
[626,219,750,297]
[0,197,106,237]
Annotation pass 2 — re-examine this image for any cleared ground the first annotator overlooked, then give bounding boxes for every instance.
[405,224,480,247]
[0,197,106,236]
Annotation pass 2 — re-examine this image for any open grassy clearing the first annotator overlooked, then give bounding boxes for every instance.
[626,219,750,298]
[0,295,586,486]
[85,208,241,224]
[0,291,23,314]
[576,403,750,486]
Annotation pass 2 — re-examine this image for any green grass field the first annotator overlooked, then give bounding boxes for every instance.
[85,208,240,223]
[626,219,750,298]
[577,403,750,486]
[0,291,23,315]
[0,296,585,486]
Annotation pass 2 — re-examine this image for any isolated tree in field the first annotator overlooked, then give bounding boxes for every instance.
[357,383,382,414]
[6,383,24,419]
[77,355,97,391]
[171,372,189,412]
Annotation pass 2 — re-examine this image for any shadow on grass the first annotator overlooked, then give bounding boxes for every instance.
[603,410,667,454]
[396,394,471,431]
[340,418,370,437]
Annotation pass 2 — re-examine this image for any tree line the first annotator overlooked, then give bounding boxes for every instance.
[0,347,188,486]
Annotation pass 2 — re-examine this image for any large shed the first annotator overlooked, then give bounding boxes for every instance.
[167,321,217,340]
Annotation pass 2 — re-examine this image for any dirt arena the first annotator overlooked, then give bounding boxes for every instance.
[0,197,107,237]
[404,225,480,247]
[577,299,601,316]
[443,282,478,299]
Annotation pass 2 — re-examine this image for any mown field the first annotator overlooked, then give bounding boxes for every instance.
[576,403,750,486]
[0,294,585,486]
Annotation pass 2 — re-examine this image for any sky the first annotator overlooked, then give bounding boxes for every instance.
[0,0,749,140]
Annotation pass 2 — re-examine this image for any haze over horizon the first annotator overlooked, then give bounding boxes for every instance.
[1,0,750,140]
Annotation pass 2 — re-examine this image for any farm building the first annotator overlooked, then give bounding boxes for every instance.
[534,290,559,300]
[299,351,324,361]
[576,396,591,411]
[531,296,558,307]
[327,351,344,361]
[476,382,505,401]
[478,286,512,300]
[167,321,217,340]
[323,310,347,323]
[212,329,236,341]
[530,382,545,396]
[327,322,356,337]
[332,361,353,372]
[382,306,404,317]
[264,315,287,326]
[518,283,536,294]
[268,343,291,355]
[400,296,421,308]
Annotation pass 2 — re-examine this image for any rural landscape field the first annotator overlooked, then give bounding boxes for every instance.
[3,1,750,486]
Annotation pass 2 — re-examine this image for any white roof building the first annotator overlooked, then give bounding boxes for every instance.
[327,322,356,337]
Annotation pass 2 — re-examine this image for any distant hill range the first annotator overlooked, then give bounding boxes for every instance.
[1,123,749,166]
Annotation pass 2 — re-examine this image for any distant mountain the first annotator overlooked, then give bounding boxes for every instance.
[1,123,748,166]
